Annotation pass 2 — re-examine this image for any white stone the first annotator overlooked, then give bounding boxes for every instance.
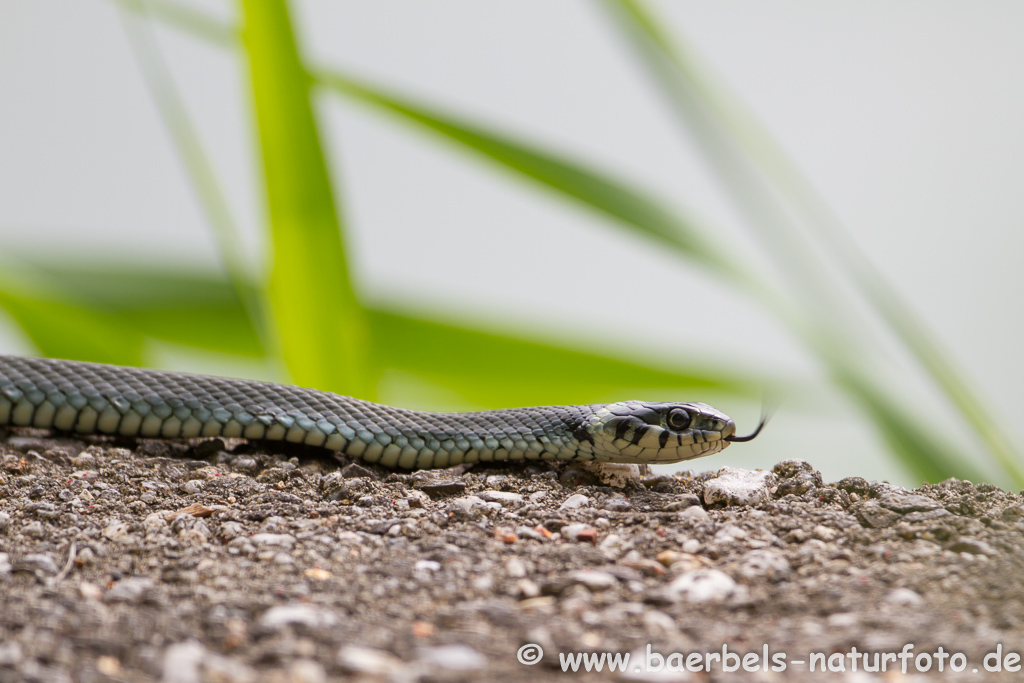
[681,539,702,554]
[703,467,773,507]
[143,513,168,533]
[452,496,486,513]
[286,660,326,683]
[666,569,738,603]
[886,588,924,606]
[415,644,487,670]
[249,533,296,548]
[336,646,404,676]
[678,506,709,521]
[478,490,524,505]
[568,570,618,591]
[259,604,340,632]
[559,494,592,511]
[161,641,205,683]
[713,524,749,543]
[505,557,527,578]
[737,549,791,580]
[414,560,441,572]
[104,576,154,603]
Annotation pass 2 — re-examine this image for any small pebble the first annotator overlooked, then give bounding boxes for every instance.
[679,506,709,521]
[104,576,154,604]
[336,646,404,676]
[886,588,924,606]
[515,525,546,541]
[414,644,487,671]
[23,521,45,538]
[560,523,590,541]
[479,490,524,506]
[681,539,702,554]
[559,493,591,511]
[250,533,297,548]
[737,549,791,580]
[493,527,518,544]
[516,578,541,599]
[666,569,739,603]
[506,558,527,578]
[259,604,340,632]
[948,537,997,556]
[568,570,618,591]
[703,467,774,507]
[287,660,326,683]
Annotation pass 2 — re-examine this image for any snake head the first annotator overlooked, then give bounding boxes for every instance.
[586,401,737,463]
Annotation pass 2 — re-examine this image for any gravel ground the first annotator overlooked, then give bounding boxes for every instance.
[1,426,1024,682]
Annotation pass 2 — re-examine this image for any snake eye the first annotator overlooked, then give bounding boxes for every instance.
[667,408,691,431]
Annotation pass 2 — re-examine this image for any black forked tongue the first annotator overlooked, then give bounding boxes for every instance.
[725,415,768,443]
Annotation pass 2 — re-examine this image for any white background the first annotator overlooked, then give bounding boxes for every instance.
[1,1,1022,486]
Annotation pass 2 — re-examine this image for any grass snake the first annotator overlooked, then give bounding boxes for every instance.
[0,355,762,468]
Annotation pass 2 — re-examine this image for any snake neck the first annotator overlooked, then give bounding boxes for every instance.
[338,403,603,468]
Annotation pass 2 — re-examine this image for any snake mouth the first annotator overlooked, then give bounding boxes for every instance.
[725,415,768,443]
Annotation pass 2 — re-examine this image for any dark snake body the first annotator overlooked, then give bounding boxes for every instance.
[0,355,737,467]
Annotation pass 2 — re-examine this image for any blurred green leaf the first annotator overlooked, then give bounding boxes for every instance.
[835,371,986,484]
[2,265,756,409]
[603,0,1019,486]
[608,1,1023,485]
[239,0,370,396]
[0,281,145,366]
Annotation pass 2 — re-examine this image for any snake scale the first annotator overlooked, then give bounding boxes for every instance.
[0,355,761,469]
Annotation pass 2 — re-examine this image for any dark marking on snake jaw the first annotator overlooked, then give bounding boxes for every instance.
[614,417,634,442]
[658,430,670,448]
[629,425,647,445]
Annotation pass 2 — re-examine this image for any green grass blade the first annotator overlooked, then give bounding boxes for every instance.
[316,70,738,277]
[109,2,755,284]
[837,372,986,484]
[117,3,270,354]
[239,0,370,396]
[639,19,1024,484]
[602,0,1019,486]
